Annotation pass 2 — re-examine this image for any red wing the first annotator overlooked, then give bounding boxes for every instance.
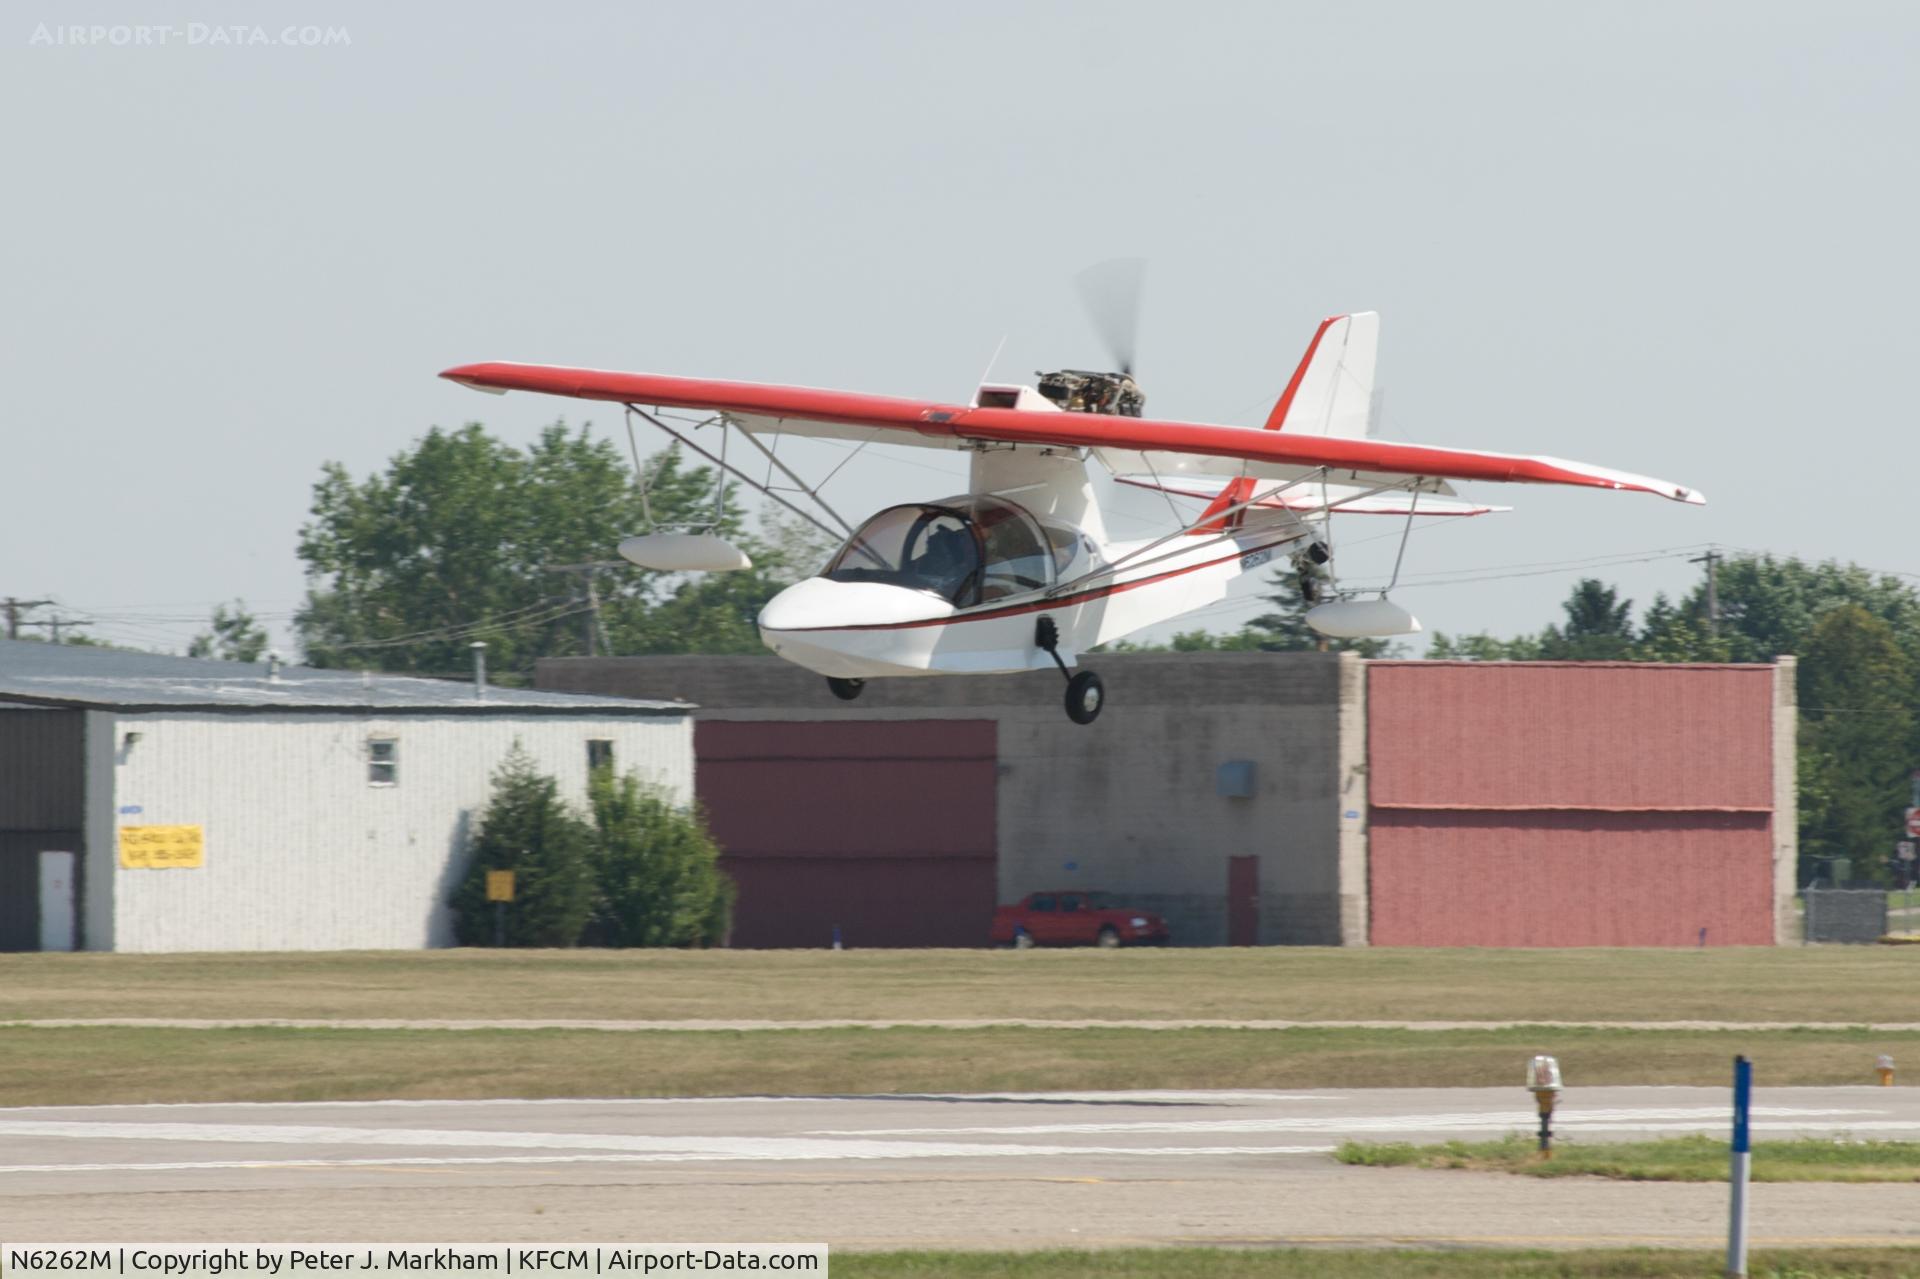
[441,362,1705,505]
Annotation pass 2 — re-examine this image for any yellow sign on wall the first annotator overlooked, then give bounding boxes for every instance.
[119,824,205,869]
[485,869,516,902]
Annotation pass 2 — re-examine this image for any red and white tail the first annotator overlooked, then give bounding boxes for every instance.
[1263,312,1379,437]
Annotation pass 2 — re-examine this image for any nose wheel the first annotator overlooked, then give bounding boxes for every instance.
[826,677,865,701]
[1037,616,1104,725]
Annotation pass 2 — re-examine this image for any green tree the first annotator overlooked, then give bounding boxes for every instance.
[1632,593,1732,663]
[1426,630,1546,661]
[296,422,807,676]
[450,744,596,946]
[1796,605,1916,881]
[1538,579,1635,660]
[187,600,269,663]
[1668,556,1920,666]
[586,769,732,947]
[1425,557,1920,882]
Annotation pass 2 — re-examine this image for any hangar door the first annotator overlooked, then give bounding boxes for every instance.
[1366,662,1778,947]
[695,720,997,948]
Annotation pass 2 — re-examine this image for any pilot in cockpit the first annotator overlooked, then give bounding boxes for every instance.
[908,523,974,596]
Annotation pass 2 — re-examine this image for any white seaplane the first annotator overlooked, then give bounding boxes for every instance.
[443,306,1702,725]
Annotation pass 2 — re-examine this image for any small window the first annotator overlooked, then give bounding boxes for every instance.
[368,738,398,786]
[1029,895,1056,912]
[587,739,614,772]
[1043,525,1082,574]
[1058,895,1082,912]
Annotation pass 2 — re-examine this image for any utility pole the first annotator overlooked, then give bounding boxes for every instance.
[1689,549,1722,635]
[2,598,54,640]
[544,561,624,657]
[21,612,93,644]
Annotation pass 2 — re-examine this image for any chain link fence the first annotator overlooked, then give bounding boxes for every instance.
[1803,888,1889,944]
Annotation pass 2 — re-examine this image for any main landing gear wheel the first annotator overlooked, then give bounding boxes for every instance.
[1065,670,1105,725]
[826,677,865,701]
[1037,615,1107,726]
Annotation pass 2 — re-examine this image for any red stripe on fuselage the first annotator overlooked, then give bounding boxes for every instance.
[765,534,1301,634]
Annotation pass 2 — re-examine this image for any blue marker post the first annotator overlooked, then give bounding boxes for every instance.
[1727,1054,1752,1278]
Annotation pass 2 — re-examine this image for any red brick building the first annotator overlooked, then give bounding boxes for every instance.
[1365,662,1792,946]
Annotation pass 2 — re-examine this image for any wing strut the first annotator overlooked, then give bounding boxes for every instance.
[1385,488,1420,592]
[625,405,851,547]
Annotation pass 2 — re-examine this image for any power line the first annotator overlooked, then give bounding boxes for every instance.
[18,612,95,644]
[324,598,593,652]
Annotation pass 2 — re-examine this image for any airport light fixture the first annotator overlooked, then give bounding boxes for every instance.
[1527,1054,1562,1158]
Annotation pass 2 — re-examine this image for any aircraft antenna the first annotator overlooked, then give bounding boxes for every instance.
[975,333,1008,394]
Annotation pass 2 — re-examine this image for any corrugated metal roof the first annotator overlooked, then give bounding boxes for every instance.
[0,640,691,714]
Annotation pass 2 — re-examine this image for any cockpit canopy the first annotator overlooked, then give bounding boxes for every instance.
[824,496,1057,608]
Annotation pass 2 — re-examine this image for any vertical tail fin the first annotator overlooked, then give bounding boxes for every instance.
[1262,312,1379,437]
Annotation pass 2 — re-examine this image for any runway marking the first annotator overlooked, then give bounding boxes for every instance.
[810,1105,1885,1137]
[0,1116,1344,1171]
[0,1090,1332,1115]
[0,1148,1339,1175]
[17,1017,1920,1032]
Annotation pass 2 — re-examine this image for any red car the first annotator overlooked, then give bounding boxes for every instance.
[990,891,1171,948]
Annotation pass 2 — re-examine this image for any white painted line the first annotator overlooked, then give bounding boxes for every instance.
[0,1090,1332,1116]
[810,1106,1880,1137]
[0,1119,1333,1166]
[17,1017,1920,1032]
[0,1145,1339,1175]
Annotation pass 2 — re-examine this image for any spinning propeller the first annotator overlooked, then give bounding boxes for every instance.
[1073,257,1146,377]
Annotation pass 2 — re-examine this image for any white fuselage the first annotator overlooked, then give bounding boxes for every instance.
[757,442,1313,679]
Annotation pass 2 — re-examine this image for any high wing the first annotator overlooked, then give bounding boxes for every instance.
[1115,475,1507,517]
[441,361,1705,505]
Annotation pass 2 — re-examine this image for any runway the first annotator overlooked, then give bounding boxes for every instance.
[6,1087,1919,1249]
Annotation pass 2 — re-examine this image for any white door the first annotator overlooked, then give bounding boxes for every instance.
[38,850,75,952]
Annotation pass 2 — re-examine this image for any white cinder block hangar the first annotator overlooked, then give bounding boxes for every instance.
[0,639,692,953]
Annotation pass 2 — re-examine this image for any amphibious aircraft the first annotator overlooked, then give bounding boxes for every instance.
[442,308,1702,725]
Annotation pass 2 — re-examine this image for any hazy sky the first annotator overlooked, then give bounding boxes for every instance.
[6,2,1916,655]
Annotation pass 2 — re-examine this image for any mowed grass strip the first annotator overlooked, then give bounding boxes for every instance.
[832,1249,1920,1278]
[6,947,1920,1026]
[1338,1133,1920,1182]
[2,1025,1918,1107]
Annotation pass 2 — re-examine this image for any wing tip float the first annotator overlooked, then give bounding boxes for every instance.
[438,360,1705,507]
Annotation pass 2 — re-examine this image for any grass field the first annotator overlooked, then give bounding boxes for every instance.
[1337,1134,1920,1182]
[834,1248,1920,1277]
[0,1024,1914,1106]
[5,946,1920,1025]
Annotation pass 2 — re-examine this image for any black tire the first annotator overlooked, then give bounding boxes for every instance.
[1096,926,1122,949]
[826,677,865,701]
[1065,670,1105,724]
